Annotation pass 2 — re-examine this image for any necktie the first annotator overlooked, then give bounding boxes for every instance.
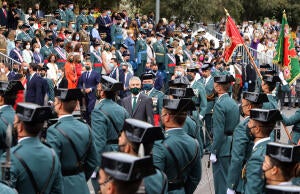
[86,71,90,79]
[3,9,7,18]
[132,96,137,111]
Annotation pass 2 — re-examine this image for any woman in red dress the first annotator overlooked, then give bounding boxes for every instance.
[14,68,27,109]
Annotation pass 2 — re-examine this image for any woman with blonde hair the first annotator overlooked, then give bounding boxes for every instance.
[64,54,78,88]
[6,30,16,55]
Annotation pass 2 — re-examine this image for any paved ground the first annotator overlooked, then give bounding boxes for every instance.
[88,106,297,194]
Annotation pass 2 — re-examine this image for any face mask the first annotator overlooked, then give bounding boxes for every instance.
[69,58,74,62]
[35,33,41,37]
[187,74,194,82]
[26,45,30,50]
[116,22,121,25]
[199,56,204,61]
[175,71,182,77]
[34,48,40,53]
[82,11,87,15]
[3,5,6,9]
[47,42,53,46]
[13,68,18,72]
[1,68,5,73]
[145,67,151,72]
[79,48,83,52]
[72,24,76,29]
[75,36,80,40]
[107,11,111,15]
[109,63,114,69]
[143,84,153,91]
[239,104,245,117]
[122,68,127,72]
[26,29,30,33]
[194,44,198,48]
[56,16,61,20]
[95,26,99,30]
[23,66,28,70]
[29,23,34,26]
[84,26,88,30]
[152,70,157,73]
[69,5,74,10]
[57,72,62,78]
[105,47,110,51]
[85,66,91,71]
[130,87,140,95]
[40,73,45,77]
[28,9,32,14]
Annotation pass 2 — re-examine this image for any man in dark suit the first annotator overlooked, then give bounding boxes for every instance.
[96,9,111,43]
[121,76,154,124]
[25,63,45,105]
[119,62,133,98]
[4,63,15,81]
[242,62,257,92]
[0,1,8,27]
[78,60,101,124]
[34,3,44,19]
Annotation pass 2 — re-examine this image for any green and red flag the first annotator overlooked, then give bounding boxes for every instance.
[223,9,244,63]
[273,11,300,85]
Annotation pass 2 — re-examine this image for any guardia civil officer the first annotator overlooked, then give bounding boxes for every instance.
[46,88,99,194]
[91,76,129,192]
[119,118,168,194]
[244,109,282,194]
[1,103,63,194]
[263,142,300,186]
[209,75,239,194]
[227,92,269,194]
[152,98,201,194]
[140,73,165,126]
[99,152,156,194]
[0,81,24,155]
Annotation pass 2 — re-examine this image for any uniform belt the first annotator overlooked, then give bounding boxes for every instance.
[0,49,6,51]
[156,53,165,56]
[168,180,184,191]
[61,21,66,23]
[62,168,84,176]
[94,63,102,67]
[168,63,176,67]
[107,139,118,144]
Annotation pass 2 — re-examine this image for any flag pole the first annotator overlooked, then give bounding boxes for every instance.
[224,8,262,80]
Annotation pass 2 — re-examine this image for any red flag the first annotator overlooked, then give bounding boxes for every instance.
[223,13,244,63]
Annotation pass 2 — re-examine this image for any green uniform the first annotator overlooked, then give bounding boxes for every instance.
[2,137,63,194]
[51,19,62,31]
[262,94,278,109]
[142,88,164,114]
[254,77,262,93]
[46,115,99,194]
[65,8,76,24]
[91,98,129,161]
[57,9,67,27]
[110,24,123,49]
[135,38,147,76]
[144,169,168,194]
[53,46,67,69]
[227,117,253,192]
[87,14,95,32]
[164,52,176,90]
[153,41,166,70]
[0,182,16,193]
[200,76,215,149]
[183,49,192,63]
[90,50,102,74]
[40,45,53,61]
[28,27,35,39]
[153,128,201,194]
[16,31,32,42]
[76,14,88,32]
[244,138,270,194]
[211,93,239,194]
[0,105,15,155]
[15,9,25,22]
[282,109,300,144]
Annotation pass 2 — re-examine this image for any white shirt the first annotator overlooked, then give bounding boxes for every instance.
[47,63,58,81]
[58,114,73,120]
[22,49,33,64]
[253,137,270,150]
[205,75,211,85]
[0,105,8,110]
[18,137,31,143]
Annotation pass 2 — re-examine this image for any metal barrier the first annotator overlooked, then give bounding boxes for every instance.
[195,23,278,71]
[0,52,22,66]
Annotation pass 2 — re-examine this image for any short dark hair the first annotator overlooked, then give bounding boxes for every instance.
[218,83,231,92]
[111,58,118,64]
[165,109,187,126]
[3,93,17,106]
[29,63,38,71]
[267,82,276,92]
[104,91,116,100]
[269,156,297,181]
[113,179,142,194]
[62,100,77,113]
[23,121,44,136]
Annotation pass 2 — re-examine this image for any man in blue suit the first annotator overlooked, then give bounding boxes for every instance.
[78,59,101,124]
[119,62,133,98]
[25,63,45,106]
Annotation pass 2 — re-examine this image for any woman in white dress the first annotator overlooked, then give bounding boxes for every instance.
[46,54,59,84]
[101,43,113,75]
[22,41,33,64]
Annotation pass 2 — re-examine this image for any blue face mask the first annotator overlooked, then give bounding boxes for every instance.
[143,84,153,91]
[109,63,115,69]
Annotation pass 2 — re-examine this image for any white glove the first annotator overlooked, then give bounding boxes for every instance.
[227,188,236,194]
[209,153,217,163]
[199,115,204,121]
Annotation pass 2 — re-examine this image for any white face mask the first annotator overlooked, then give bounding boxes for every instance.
[76,36,80,40]
[1,68,4,73]
[26,45,31,50]
[79,48,83,52]
[28,9,32,14]
[95,26,99,30]
[34,48,40,53]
